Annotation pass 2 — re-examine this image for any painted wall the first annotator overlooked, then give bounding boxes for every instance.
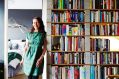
[0,0,4,60]
[42,0,47,78]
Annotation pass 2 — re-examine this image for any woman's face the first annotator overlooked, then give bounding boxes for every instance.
[32,18,40,30]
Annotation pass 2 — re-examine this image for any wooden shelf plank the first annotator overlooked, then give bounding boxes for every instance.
[48,9,119,11]
[101,64,119,67]
[50,64,98,66]
[47,35,85,37]
[48,50,119,52]
[47,35,119,37]
[47,22,119,24]
[47,64,119,66]
[48,50,82,52]
[108,75,119,78]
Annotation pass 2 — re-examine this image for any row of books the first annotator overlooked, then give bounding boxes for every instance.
[52,0,119,9]
[51,52,85,64]
[51,24,119,36]
[53,0,84,9]
[100,67,119,79]
[90,11,119,22]
[51,24,85,35]
[100,52,119,64]
[90,52,119,64]
[51,38,110,51]
[51,11,84,22]
[90,0,119,9]
[51,11,119,23]
[90,39,110,51]
[51,66,86,79]
[90,24,119,35]
[51,51,119,65]
[51,36,85,51]
[50,66,119,79]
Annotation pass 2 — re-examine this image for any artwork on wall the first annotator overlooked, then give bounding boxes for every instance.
[8,9,42,40]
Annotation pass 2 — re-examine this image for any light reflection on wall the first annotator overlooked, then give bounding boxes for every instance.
[109,37,119,51]
[90,36,119,51]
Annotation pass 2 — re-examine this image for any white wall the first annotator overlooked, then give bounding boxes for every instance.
[42,0,47,79]
[8,0,42,9]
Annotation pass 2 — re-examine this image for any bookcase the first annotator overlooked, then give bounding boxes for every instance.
[47,0,119,79]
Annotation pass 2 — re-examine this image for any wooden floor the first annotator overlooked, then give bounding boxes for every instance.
[8,74,42,79]
[8,74,27,79]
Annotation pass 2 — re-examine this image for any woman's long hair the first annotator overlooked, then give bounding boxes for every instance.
[30,17,46,34]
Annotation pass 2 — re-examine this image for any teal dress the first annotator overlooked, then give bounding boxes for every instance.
[23,32,45,76]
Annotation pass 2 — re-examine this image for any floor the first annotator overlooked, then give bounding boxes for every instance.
[8,74,27,79]
[8,74,42,79]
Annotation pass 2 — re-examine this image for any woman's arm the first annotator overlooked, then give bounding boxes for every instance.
[36,38,47,67]
[24,41,29,53]
[20,40,29,65]
[39,38,47,60]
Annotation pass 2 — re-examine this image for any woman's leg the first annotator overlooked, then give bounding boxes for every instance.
[32,76,39,79]
[28,75,42,79]
[28,76,32,79]
[38,75,42,79]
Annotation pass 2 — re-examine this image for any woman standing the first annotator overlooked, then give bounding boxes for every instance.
[21,17,47,79]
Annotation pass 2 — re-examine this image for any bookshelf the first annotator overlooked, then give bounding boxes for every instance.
[47,0,119,79]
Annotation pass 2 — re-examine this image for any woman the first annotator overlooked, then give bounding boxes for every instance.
[20,17,47,79]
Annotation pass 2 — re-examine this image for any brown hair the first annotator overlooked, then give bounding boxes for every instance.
[30,17,46,34]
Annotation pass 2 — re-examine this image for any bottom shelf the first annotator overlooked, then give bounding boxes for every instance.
[47,65,119,79]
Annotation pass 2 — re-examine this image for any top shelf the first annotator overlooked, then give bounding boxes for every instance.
[47,22,119,25]
[48,9,119,11]
[51,9,84,11]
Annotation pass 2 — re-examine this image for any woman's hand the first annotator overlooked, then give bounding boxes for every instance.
[36,58,42,67]
[20,59,24,65]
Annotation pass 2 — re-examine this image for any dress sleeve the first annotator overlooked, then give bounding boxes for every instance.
[26,37,28,42]
[26,32,29,41]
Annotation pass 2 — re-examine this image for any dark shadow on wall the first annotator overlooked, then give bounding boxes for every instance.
[0,0,4,79]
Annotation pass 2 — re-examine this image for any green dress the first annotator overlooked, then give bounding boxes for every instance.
[23,32,45,76]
